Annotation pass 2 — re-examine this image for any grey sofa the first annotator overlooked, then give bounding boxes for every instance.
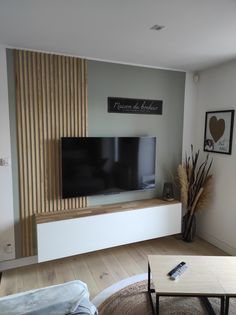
[0,280,98,315]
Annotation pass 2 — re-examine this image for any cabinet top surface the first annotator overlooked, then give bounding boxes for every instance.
[35,199,180,224]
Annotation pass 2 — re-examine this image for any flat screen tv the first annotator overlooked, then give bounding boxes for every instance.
[61,137,156,198]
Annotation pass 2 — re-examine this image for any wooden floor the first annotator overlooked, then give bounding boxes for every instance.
[0,235,226,299]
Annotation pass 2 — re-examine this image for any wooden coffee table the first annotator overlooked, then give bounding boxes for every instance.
[148,255,236,315]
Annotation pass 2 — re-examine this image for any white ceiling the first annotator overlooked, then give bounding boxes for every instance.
[0,0,236,71]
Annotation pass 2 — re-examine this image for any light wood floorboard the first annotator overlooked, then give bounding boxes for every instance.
[0,236,226,299]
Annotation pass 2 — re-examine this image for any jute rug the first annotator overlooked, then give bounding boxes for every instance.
[93,274,236,315]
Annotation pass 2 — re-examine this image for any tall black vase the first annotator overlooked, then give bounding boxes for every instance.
[182,213,196,242]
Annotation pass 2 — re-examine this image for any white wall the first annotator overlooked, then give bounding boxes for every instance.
[0,45,15,261]
[184,61,236,255]
[182,72,198,154]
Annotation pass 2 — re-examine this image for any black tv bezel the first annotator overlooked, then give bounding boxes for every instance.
[61,136,156,199]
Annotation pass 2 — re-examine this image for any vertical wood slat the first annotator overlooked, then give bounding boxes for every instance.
[49,54,56,212]
[32,52,41,217]
[58,56,64,211]
[62,56,68,211]
[70,58,75,210]
[41,53,47,213]
[20,51,29,255]
[28,53,36,217]
[23,51,32,255]
[14,52,25,254]
[74,58,79,210]
[37,53,45,216]
[14,50,88,256]
[45,54,53,213]
[54,55,60,212]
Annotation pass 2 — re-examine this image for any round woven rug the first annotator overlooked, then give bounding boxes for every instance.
[93,274,236,315]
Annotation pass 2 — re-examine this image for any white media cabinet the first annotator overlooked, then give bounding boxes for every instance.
[35,199,182,262]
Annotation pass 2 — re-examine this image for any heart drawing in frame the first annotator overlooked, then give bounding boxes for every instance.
[204,110,235,154]
[209,116,225,142]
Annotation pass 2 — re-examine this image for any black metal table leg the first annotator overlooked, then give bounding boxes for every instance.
[200,297,217,315]
[200,296,227,315]
[220,296,225,315]
[148,263,151,292]
[148,262,155,314]
[156,294,159,315]
[225,297,229,315]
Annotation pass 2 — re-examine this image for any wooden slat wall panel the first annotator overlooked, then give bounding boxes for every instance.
[14,50,88,256]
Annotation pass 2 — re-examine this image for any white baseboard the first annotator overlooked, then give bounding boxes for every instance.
[0,256,38,272]
[198,231,236,256]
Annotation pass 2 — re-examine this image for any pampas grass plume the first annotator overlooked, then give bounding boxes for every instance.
[177,164,188,207]
[195,175,213,212]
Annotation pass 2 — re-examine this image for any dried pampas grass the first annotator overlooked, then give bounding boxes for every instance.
[194,175,213,213]
[177,145,213,241]
[177,165,188,207]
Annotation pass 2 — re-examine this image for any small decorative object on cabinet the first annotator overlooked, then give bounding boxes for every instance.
[177,145,213,242]
[162,182,174,201]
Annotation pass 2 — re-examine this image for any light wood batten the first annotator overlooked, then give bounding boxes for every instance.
[14,50,88,256]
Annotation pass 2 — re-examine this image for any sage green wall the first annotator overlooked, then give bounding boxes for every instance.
[87,60,186,206]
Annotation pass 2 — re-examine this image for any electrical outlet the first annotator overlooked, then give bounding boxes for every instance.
[0,157,10,166]
[4,243,13,254]
[0,243,15,261]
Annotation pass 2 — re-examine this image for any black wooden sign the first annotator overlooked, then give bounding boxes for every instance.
[108,97,163,115]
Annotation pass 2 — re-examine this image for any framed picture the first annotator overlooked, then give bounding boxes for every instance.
[204,110,234,154]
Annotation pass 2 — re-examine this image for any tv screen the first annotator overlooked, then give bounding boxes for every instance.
[61,137,156,198]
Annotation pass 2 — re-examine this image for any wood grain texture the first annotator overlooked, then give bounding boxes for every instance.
[14,50,88,257]
[0,236,227,299]
[148,255,236,295]
[35,199,180,224]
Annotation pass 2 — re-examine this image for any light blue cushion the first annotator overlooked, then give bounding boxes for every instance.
[0,280,98,315]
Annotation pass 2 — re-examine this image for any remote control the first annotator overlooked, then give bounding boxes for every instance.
[170,264,188,280]
[167,262,186,277]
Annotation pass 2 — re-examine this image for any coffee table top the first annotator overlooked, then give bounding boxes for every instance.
[148,255,236,296]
